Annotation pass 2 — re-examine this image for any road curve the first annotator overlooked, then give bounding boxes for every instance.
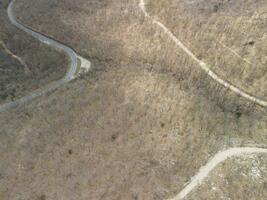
[139,0,267,107]
[0,0,78,113]
[169,147,267,200]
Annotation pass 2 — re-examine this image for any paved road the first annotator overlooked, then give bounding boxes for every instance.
[0,0,78,113]
[169,147,267,200]
[139,0,267,107]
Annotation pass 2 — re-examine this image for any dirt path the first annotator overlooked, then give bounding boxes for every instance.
[0,41,30,74]
[139,0,267,107]
[168,147,267,200]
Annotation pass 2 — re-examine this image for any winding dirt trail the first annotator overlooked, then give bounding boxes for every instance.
[168,147,267,200]
[0,41,30,73]
[139,0,267,107]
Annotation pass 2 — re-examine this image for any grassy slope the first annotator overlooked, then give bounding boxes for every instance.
[0,0,266,199]
[0,3,68,103]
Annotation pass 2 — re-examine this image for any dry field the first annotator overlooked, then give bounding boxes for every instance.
[0,0,266,199]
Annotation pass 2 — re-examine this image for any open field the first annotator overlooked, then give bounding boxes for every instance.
[0,0,266,199]
[0,2,68,103]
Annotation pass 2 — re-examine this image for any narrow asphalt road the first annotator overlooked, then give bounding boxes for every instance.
[0,0,78,113]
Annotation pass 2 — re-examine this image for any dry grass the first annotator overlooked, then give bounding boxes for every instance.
[0,0,266,199]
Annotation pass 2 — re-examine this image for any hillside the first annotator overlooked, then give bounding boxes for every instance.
[0,0,267,200]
